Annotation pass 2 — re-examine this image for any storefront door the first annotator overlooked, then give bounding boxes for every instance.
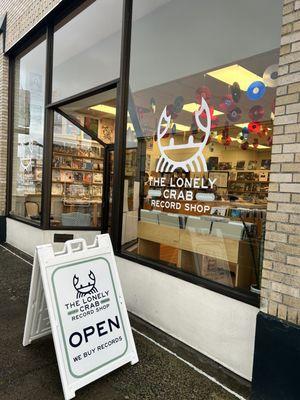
[49,86,117,232]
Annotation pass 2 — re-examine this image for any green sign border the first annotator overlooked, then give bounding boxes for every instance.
[51,255,128,378]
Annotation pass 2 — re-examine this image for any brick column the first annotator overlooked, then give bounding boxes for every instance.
[261,0,300,324]
[251,2,300,397]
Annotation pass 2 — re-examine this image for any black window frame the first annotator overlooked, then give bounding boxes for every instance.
[5,0,260,307]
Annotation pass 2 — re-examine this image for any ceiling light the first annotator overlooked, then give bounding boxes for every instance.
[249,144,270,149]
[183,102,223,116]
[234,123,249,129]
[207,64,263,91]
[127,122,135,131]
[90,104,116,115]
[161,122,191,132]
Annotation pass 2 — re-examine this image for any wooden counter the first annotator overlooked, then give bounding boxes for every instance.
[137,221,256,289]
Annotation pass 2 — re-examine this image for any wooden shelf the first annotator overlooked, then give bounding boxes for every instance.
[52,166,102,173]
[53,151,103,160]
[51,195,102,200]
[52,180,102,185]
[137,221,256,289]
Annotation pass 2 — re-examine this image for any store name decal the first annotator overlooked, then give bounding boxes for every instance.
[148,176,216,213]
[149,96,215,213]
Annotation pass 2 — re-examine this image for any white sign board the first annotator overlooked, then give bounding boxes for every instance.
[23,234,138,399]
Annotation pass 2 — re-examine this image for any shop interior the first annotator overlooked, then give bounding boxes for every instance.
[122,49,277,293]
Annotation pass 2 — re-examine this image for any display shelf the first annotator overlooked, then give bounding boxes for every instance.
[52,180,102,185]
[53,151,103,160]
[52,166,102,172]
[137,221,256,289]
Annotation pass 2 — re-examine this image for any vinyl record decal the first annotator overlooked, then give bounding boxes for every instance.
[249,105,265,121]
[166,104,178,119]
[195,86,211,103]
[263,64,278,88]
[190,122,198,135]
[246,81,266,100]
[248,121,261,134]
[241,141,249,150]
[224,135,231,146]
[227,107,242,122]
[242,126,249,139]
[241,126,250,140]
[150,97,156,113]
[173,96,184,113]
[237,131,247,144]
[217,134,231,146]
[219,95,234,112]
[253,138,259,149]
[199,106,219,128]
[231,82,241,103]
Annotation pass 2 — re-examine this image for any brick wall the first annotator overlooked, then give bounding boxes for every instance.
[0,0,62,214]
[261,0,300,325]
[0,0,62,50]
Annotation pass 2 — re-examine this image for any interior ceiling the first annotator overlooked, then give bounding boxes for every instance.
[60,89,117,121]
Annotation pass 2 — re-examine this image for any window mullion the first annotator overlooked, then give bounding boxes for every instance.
[41,24,54,229]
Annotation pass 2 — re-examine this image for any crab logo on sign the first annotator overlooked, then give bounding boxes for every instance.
[73,270,98,299]
[156,97,211,173]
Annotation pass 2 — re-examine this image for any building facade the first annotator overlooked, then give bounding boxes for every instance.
[0,1,299,398]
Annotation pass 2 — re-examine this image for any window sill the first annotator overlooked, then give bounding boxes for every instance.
[8,214,42,228]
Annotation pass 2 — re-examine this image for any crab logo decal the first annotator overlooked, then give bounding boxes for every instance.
[156,97,211,173]
[73,270,98,299]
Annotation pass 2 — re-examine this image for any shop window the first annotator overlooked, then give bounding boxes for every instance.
[122,0,282,296]
[10,38,46,223]
[52,0,123,102]
[50,113,105,228]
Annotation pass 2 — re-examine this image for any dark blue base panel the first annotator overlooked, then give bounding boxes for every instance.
[251,311,300,400]
[0,216,6,243]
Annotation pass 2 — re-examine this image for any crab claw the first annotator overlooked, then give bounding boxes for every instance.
[157,107,171,141]
[89,270,96,283]
[73,274,79,286]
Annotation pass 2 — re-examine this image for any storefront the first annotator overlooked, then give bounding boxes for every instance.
[1,0,287,384]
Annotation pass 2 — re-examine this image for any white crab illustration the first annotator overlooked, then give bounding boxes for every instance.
[156,97,211,173]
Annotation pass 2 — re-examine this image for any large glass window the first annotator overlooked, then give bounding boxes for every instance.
[122,0,282,296]
[11,38,46,222]
[52,0,123,102]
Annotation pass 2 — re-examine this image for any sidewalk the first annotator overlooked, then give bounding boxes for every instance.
[0,244,250,400]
